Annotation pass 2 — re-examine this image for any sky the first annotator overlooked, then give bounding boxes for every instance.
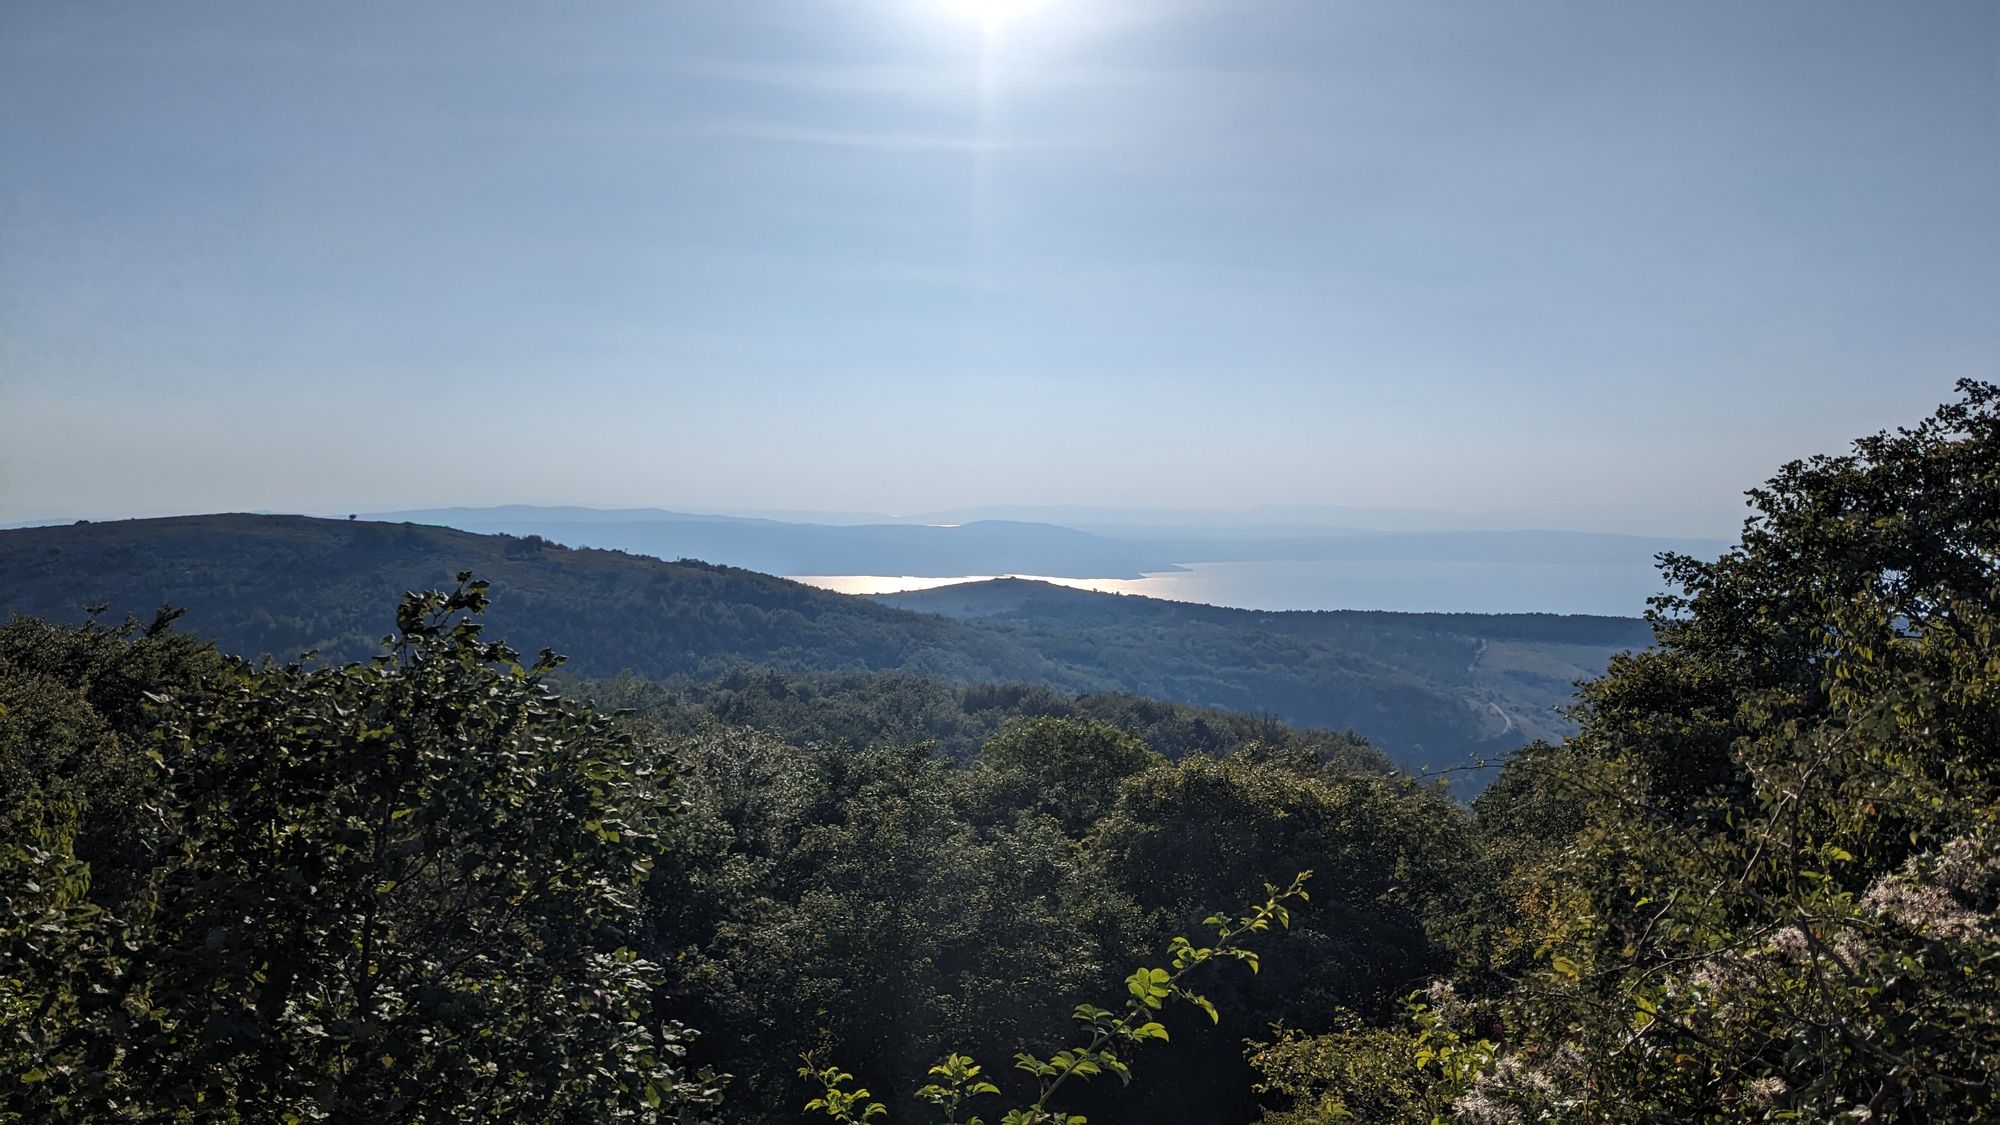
[2,1,1995,536]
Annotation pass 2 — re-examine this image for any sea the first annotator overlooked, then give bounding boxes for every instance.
[790,559,1672,618]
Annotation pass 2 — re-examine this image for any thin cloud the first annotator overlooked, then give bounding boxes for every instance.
[671,57,1298,98]
[674,60,976,97]
[696,118,1023,153]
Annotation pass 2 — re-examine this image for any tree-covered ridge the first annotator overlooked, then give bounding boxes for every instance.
[0,515,1646,771]
[581,667,1391,775]
[0,514,1033,680]
[878,578,1649,755]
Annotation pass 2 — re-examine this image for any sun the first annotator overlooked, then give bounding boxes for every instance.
[938,0,1049,29]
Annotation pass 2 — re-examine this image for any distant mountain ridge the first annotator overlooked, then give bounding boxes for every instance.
[367,507,1178,579]
[0,514,1653,771]
[361,504,1722,586]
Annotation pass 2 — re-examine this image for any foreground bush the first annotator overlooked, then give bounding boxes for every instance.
[1,577,721,1122]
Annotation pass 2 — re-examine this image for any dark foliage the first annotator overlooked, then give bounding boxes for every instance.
[580,665,1392,774]
[1,580,721,1122]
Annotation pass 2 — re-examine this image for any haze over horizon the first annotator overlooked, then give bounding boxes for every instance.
[5,2,1995,537]
[5,498,1746,538]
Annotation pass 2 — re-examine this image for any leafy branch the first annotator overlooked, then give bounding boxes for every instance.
[803,871,1312,1124]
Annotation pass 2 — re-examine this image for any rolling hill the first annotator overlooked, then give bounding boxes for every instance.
[0,515,1653,771]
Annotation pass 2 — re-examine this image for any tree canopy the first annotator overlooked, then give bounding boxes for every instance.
[2,578,723,1122]
[1255,380,2000,1121]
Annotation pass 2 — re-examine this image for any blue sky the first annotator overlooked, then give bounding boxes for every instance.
[2,1,1994,535]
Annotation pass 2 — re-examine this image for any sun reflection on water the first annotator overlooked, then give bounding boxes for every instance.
[787,573,1154,597]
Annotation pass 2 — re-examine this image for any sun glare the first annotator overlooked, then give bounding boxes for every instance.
[940,0,1049,29]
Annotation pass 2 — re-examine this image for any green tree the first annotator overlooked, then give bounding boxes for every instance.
[1350,381,2000,1121]
[1572,378,2000,812]
[1,577,723,1122]
[649,731,1126,1122]
[1089,755,1472,1123]
[973,717,1164,834]
[802,874,1312,1125]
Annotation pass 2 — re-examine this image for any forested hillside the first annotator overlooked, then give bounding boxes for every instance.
[0,516,1642,771]
[0,514,1038,679]
[2,382,1996,1122]
[585,667,1392,773]
[879,578,1648,748]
